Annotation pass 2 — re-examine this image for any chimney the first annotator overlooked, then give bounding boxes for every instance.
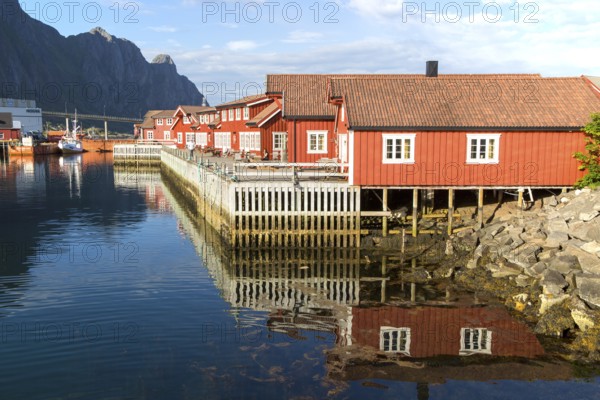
[426,61,438,78]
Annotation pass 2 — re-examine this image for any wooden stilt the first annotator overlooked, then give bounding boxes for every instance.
[381,256,387,303]
[412,189,419,237]
[518,188,524,209]
[448,189,454,236]
[477,188,484,227]
[382,188,389,237]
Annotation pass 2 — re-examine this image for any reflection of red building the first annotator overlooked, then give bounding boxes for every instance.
[349,306,544,359]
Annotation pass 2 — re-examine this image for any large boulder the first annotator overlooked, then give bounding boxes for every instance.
[576,275,600,308]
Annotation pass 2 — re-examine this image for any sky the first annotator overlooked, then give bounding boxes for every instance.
[22,0,600,105]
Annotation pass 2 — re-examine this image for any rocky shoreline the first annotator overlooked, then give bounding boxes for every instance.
[452,188,600,362]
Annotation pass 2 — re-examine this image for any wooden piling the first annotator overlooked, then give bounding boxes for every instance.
[412,189,419,237]
[448,189,454,236]
[382,188,389,237]
[477,188,484,227]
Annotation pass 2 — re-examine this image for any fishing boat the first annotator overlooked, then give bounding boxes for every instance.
[58,111,84,154]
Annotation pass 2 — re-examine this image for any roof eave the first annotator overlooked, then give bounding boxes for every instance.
[350,126,585,132]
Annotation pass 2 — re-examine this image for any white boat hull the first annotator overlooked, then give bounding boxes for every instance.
[58,140,84,153]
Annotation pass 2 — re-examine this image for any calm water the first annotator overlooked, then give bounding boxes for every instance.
[0,154,599,400]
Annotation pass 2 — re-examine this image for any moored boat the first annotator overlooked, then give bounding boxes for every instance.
[58,111,85,154]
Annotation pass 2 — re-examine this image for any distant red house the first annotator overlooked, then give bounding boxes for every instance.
[349,306,544,359]
[0,128,20,140]
[0,113,20,140]
[328,74,600,188]
[212,94,274,157]
[170,105,214,149]
[138,110,177,143]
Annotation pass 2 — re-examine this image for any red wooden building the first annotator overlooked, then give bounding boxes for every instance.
[0,113,20,140]
[328,74,600,188]
[138,109,176,143]
[171,105,215,149]
[212,94,275,157]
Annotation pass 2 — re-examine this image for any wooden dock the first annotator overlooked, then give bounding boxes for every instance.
[160,147,362,248]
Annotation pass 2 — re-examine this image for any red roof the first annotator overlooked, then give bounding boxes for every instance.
[329,75,600,130]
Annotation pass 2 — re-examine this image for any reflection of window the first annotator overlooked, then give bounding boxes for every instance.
[239,132,260,151]
[273,132,286,151]
[466,134,500,164]
[382,134,415,164]
[215,132,231,149]
[196,132,208,147]
[186,132,195,145]
[307,130,327,154]
[460,328,492,355]
[380,327,411,356]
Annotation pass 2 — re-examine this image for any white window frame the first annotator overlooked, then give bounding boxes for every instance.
[166,118,173,126]
[239,131,261,151]
[215,132,231,149]
[273,132,287,151]
[243,107,250,120]
[164,131,171,141]
[466,134,501,164]
[196,132,208,147]
[156,118,163,126]
[186,132,195,145]
[235,108,241,121]
[0,133,4,139]
[229,109,234,121]
[222,110,227,122]
[146,131,154,140]
[380,327,411,356]
[382,133,416,164]
[460,328,492,355]
[183,116,191,125]
[177,132,183,144]
[307,130,328,154]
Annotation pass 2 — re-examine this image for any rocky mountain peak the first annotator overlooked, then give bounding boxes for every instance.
[89,27,114,42]
[152,54,175,65]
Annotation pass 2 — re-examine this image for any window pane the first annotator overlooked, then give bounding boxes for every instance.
[386,139,393,159]
[488,139,495,159]
[404,139,411,159]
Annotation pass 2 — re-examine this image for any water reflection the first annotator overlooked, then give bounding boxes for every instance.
[160,166,572,393]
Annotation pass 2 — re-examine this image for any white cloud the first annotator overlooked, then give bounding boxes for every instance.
[149,25,178,33]
[226,40,259,51]
[283,31,324,44]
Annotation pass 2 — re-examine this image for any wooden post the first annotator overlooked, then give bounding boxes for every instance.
[382,188,389,237]
[381,256,387,303]
[412,189,419,237]
[410,258,417,303]
[448,189,454,236]
[518,188,524,209]
[477,188,484,227]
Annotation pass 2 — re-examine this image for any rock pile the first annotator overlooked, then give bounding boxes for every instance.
[456,188,600,345]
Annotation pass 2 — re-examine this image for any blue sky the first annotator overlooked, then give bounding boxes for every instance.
[24,0,600,105]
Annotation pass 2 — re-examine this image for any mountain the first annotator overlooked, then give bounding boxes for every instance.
[0,0,204,123]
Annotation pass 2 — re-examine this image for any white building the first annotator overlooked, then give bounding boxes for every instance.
[0,98,43,133]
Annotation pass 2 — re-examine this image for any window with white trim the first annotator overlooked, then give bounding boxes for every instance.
[166,118,173,126]
[228,109,234,121]
[215,132,231,149]
[307,130,328,154]
[183,116,191,125]
[210,114,215,122]
[0,133,4,139]
[164,131,171,140]
[466,134,500,164]
[146,131,154,140]
[380,327,411,356]
[222,110,227,122]
[196,132,208,147]
[177,132,183,144]
[243,107,249,120]
[186,132,195,145]
[239,132,261,151]
[273,132,287,151]
[235,108,241,121]
[382,134,415,164]
[460,328,492,355]
[156,119,163,126]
